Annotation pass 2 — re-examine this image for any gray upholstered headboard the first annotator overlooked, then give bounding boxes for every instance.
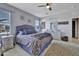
[16,25,37,35]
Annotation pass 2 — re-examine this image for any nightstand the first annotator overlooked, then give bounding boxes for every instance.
[1,35,14,52]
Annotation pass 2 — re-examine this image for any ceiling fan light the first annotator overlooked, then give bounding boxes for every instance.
[46,5,50,8]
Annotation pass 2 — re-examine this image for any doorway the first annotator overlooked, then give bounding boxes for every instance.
[72,21,75,37]
[72,18,78,38]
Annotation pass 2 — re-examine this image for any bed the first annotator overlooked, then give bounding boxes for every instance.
[15,25,53,56]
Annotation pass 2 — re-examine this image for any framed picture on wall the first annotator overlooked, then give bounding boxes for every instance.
[58,21,69,25]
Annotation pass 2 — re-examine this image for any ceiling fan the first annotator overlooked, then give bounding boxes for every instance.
[38,3,52,11]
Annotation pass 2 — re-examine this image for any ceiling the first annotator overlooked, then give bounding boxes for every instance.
[8,3,79,18]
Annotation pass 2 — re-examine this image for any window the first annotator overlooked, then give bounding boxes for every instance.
[35,19,40,31]
[41,22,45,29]
[0,9,11,33]
[50,22,53,30]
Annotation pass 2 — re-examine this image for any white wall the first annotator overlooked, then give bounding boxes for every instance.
[40,3,79,41]
[41,17,72,41]
[0,4,40,35]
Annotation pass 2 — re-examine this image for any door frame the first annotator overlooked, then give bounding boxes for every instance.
[72,18,78,39]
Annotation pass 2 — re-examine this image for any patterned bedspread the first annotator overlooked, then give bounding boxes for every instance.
[16,32,53,55]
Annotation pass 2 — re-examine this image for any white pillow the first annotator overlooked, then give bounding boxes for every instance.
[18,31,23,35]
[45,29,52,33]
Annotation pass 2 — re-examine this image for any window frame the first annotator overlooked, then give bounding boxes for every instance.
[41,22,45,29]
[0,9,11,34]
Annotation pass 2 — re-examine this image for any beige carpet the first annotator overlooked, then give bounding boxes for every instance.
[45,43,79,56]
[4,45,30,56]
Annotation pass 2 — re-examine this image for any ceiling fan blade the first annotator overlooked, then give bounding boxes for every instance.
[38,3,52,11]
[46,3,52,6]
[38,5,46,7]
